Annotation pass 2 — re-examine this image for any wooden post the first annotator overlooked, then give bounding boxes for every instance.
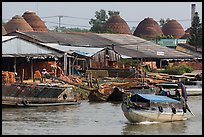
[14,57,16,73]
[64,53,67,76]
[160,59,162,68]
[31,58,33,80]
[87,71,93,88]
[21,69,24,83]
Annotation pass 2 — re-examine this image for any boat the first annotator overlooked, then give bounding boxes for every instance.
[2,99,80,107]
[121,93,193,123]
[106,87,125,102]
[182,80,202,96]
[88,87,125,102]
[2,83,81,107]
[88,89,108,102]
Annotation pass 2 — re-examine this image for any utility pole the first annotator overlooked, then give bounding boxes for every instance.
[36,2,39,15]
[58,16,63,32]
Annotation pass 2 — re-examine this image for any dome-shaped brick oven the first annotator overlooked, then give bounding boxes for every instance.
[162,19,185,38]
[4,15,34,33]
[103,15,131,34]
[22,11,48,32]
[133,17,163,39]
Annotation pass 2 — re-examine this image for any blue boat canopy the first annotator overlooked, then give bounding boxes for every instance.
[136,93,180,103]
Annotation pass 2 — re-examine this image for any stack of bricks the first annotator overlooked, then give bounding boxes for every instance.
[2,71,16,83]
[2,71,9,83]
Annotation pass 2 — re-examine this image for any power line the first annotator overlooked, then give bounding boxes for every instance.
[44,20,91,28]
[40,15,90,20]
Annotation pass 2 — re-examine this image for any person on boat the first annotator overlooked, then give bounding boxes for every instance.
[178,81,187,101]
[166,90,171,97]
[159,87,167,96]
[174,88,181,99]
[41,68,49,83]
[161,90,167,96]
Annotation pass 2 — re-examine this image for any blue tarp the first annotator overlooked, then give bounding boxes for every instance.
[136,93,180,103]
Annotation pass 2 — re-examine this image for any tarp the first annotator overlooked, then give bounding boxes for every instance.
[136,93,180,103]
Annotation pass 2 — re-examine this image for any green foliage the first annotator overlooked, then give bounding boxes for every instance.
[89,9,108,33]
[188,12,202,49]
[108,11,120,16]
[89,9,120,33]
[118,59,139,67]
[160,64,194,75]
[2,20,6,26]
[159,18,170,27]
[50,26,89,32]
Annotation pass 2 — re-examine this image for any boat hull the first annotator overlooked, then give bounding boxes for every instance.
[121,103,185,123]
[186,88,202,96]
[2,99,80,107]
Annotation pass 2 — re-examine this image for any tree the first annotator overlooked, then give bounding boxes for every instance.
[188,12,202,50]
[159,18,170,27]
[89,9,120,33]
[89,9,108,33]
[108,11,120,16]
[49,26,89,32]
[2,20,6,26]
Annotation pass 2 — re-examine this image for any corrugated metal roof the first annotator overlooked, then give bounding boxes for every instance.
[2,36,17,42]
[40,43,106,57]
[2,36,63,57]
[19,32,116,46]
[6,32,195,59]
[97,34,194,59]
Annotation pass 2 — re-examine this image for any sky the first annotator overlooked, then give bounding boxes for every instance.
[2,2,202,31]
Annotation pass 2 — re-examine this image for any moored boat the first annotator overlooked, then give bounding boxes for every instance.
[88,87,125,102]
[2,83,81,107]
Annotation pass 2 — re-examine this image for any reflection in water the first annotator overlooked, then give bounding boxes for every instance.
[122,121,186,135]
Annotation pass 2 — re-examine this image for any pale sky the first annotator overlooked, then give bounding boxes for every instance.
[2,2,202,31]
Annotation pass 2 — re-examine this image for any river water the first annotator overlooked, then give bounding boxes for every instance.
[2,95,202,135]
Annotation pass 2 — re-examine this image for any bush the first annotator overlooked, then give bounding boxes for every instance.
[162,64,193,75]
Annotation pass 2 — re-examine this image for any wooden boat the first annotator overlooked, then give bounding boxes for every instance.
[88,89,108,102]
[106,87,125,102]
[121,93,192,123]
[88,87,125,102]
[2,99,80,107]
[2,83,81,107]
